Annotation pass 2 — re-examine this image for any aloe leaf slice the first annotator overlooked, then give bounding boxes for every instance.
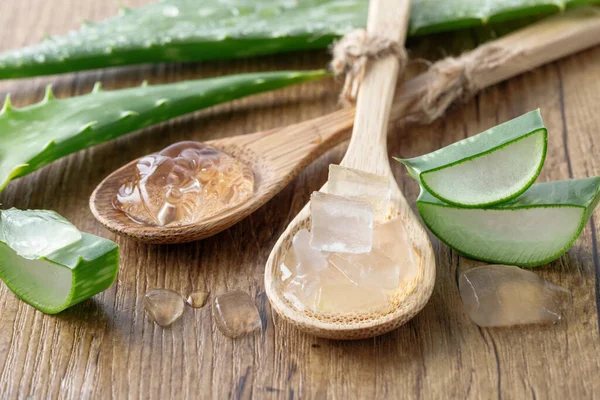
[396,110,547,207]
[1,0,600,79]
[417,177,600,267]
[0,208,119,314]
[0,69,326,192]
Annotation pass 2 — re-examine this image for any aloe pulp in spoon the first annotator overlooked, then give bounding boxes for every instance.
[0,208,119,314]
[417,177,600,267]
[396,110,547,207]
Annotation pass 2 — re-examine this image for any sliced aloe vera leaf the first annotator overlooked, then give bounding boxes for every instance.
[396,110,547,207]
[0,209,119,314]
[0,69,326,192]
[417,177,600,267]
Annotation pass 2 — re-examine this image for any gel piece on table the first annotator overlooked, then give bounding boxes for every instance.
[459,265,572,327]
[328,164,391,221]
[144,289,185,327]
[309,191,374,253]
[185,290,209,309]
[0,208,82,259]
[213,291,262,338]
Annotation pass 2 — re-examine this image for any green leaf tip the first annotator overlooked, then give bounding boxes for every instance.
[43,84,55,102]
[0,208,119,314]
[92,82,102,93]
[1,93,12,114]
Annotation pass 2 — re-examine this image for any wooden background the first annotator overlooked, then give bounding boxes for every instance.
[1,1,599,398]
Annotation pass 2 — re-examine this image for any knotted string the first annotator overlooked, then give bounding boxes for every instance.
[330,29,408,106]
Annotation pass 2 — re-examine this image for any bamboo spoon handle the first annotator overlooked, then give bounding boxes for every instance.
[341,0,410,176]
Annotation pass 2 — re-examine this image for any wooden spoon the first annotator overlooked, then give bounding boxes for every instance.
[264,0,436,339]
[90,107,354,244]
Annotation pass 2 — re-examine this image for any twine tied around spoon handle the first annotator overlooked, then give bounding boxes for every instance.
[330,28,408,106]
[405,44,517,124]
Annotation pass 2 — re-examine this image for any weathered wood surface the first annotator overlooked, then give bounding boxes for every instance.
[0,1,599,398]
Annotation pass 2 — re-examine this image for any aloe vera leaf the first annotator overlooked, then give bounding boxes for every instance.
[0,69,326,191]
[0,208,119,314]
[410,0,600,35]
[396,110,547,207]
[3,0,600,79]
[0,0,366,79]
[417,177,600,267]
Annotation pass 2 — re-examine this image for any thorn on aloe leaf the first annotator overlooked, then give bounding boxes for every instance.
[141,80,148,87]
[81,19,93,28]
[155,98,169,107]
[79,121,98,133]
[43,85,55,102]
[92,82,102,93]
[120,110,139,119]
[1,94,12,114]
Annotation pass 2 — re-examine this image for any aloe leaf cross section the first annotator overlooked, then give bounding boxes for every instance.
[396,110,547,207]
[0,208,119,314]
[417,177,600,267]
[0,69,326,192]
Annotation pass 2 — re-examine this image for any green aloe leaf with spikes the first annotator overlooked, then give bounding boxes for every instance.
[0,69,326,191]
[0,0,599,79]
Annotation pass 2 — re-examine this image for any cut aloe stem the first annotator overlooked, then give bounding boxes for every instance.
[0,208,119,314]
[0,69,326,192]
[396,110,547,207]
[417,177,600,267]
[1,0,599,79]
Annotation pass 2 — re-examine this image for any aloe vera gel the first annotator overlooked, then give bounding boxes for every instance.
[280,165,418,315]
[0,208,119,314]
[398,110,600,267]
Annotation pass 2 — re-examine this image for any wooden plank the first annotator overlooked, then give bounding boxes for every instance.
[0,1,599,398]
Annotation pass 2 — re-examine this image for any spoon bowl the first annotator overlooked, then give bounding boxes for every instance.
[264,184,435,339]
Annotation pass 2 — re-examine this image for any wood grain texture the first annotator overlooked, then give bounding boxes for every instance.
[1,0,600,398]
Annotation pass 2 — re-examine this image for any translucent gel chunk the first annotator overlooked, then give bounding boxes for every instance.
[316,282,390,314]
[144,289,185,327]
[0,208,82,259]
[292,229,327,275]
[328,164,391,220]
[459,265,572,327]
[114,141,254,227]
[213,291,261,338]
[185,290,209,308]
[309,192,374,253]
[373,218,419,282]
[328,251,400,290]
